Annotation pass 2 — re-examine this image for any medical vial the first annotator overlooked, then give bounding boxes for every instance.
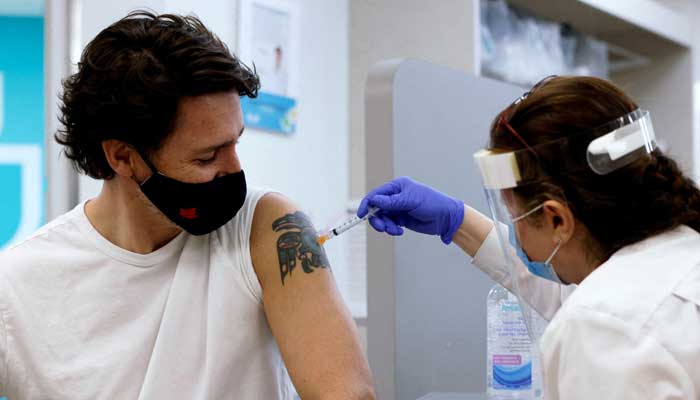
[486,284,542,399]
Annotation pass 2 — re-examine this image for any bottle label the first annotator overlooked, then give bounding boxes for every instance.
[493,356,532,390]
[488,286,541,395]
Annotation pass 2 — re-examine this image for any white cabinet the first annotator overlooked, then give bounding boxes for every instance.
[477,0,698,178]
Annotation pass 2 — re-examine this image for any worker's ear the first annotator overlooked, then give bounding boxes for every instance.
[541,199,575,245]
[102,140,150,182]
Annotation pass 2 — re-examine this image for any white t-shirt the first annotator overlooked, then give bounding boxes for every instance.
[0,187,295,399]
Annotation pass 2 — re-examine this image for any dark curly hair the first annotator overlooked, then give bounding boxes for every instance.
[490,76,700,261]
[56,10,260,179]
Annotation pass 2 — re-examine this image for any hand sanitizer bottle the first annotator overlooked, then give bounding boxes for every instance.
[487,284,542,399]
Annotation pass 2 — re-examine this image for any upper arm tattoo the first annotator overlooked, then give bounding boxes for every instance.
[272,211,330,285]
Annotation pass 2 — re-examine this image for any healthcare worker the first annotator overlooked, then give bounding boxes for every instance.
[359,76,700,399]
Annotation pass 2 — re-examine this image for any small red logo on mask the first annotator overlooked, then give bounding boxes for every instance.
[179,208,199,220]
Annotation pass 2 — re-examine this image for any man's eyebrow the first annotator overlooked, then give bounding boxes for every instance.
[195,127,245,154]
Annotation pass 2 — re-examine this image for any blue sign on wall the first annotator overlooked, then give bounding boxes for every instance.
[0,15,45,248]
[241,91,297,134]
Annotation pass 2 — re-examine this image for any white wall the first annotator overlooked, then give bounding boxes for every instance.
[692,0,700,182]
[73,0,353,304]
[349,0,479,198]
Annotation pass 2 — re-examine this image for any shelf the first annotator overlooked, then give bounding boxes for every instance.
[506,0,692,57]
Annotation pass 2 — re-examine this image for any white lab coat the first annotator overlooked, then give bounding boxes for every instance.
[471,224,700,399]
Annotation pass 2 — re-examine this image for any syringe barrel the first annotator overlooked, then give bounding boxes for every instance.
[326,207,379,239]
[332,217,362,235]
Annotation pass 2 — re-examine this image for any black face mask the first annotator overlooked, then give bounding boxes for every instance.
[138,156,247,236]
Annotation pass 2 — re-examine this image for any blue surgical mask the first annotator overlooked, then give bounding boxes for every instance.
[509,204,564,284]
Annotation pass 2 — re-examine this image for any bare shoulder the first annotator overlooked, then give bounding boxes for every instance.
[250,192,330,290]
[250,192,297,232]
[249,194,375,399]
[250,192,306,247]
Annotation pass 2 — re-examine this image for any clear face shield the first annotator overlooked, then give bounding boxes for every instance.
[473,108,657,345]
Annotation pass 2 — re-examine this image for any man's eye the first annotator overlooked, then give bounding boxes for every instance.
[197,155,216,164]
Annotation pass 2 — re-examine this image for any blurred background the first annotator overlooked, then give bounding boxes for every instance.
[1,0,699,397]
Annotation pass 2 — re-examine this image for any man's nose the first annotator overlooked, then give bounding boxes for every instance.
[217,149,241,178]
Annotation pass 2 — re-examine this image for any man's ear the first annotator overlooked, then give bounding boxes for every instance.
[542,199,575,244]
[101,140,147,181]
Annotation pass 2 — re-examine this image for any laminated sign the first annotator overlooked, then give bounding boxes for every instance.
[0,15,45,249]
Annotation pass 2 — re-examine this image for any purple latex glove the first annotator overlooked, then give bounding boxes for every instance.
[358,177,465,244]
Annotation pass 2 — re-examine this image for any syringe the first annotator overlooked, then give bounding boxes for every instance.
[317,207,380,245]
